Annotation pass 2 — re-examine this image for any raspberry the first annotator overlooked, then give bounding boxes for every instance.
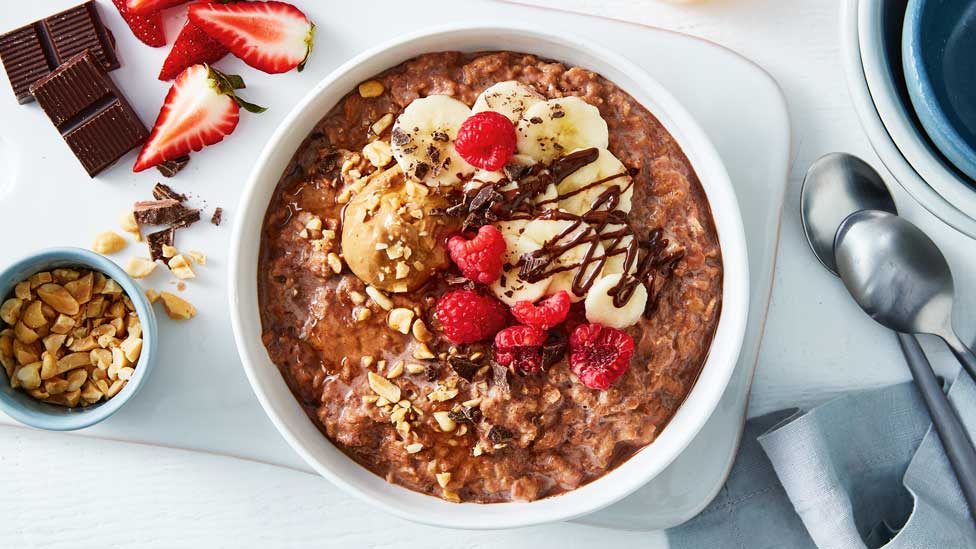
[454,111,517,171]
[493,325,548,374]
[568,323,635,390]
[510,291,571,330]
[447,225,506,284]
[435,289,509,344]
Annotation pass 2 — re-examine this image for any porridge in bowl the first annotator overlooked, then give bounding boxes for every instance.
[258,51,722,503]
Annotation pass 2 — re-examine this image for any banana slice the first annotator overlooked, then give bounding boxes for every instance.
[391,95,475,187]
[472,81,544,124]
[556,148,632,215]
[516,96,609,163]
[585,273,647,329]
[519,219,605,302]
[490,220,550,305]
[601,227,637,276]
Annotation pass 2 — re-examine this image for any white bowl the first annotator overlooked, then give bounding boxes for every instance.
[228,24,749,529]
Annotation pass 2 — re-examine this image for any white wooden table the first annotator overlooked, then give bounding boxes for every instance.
[3,0,974,546]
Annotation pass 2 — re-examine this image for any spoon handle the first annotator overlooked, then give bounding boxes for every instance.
[898,332,976,523]
[942,331,976,382]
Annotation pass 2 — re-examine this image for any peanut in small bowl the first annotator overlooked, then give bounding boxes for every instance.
[0,247,157,431]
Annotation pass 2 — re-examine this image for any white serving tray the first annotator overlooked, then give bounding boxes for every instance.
[0,0,789,531]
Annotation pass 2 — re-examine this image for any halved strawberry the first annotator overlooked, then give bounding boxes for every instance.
[159,16,229,81]
[111,0,166,47]
[126,0,189,15]
[188,1,314,74]
[133,65,265,172]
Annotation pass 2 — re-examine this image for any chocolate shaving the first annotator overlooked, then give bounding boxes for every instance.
[491,362,510,392]
[413,163,429,179]
[431,131,449,142]
[146,227,175,262]
[447,356,480,381]
[391,127,409,146]
[487,425,513,443]
[448,406,482,424]
[424,364,440,382]
[211,208,223,226]
[503,162,531,182]
[541,341,567,370]
[156,155,190,178]
[152,182,187,202]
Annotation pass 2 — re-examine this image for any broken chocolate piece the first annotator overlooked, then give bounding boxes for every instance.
[447,356,480,381]
[29,51,147,177]
[133,199,195,226]
[170,208,201,229]
[210,207,223,226]
[0,1,119,104]
[146,227,175,262]
[152,182,187,202]
[156,155,190,178]
[487,425,513,443]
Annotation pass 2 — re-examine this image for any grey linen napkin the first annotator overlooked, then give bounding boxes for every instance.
[667,372,976,548]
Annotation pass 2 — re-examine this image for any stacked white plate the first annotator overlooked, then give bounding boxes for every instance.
[844,0,976,238]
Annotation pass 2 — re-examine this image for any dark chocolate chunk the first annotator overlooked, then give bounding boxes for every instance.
[152,183,187,202]
[431,131,449,142]
[424,364,439,382]
[487,425,513,443]
[156,155,190,178]
[447,356,480,381]
[146,227,175,262]
[0,1,119,104]
[133,199,187,226]
[29,51,145,176]
[210,207,223,226]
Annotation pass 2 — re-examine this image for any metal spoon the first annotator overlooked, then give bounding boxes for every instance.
[801,153,897,273]
[835,210,976,380]
[800,153,976,522]
[835,209,976,522]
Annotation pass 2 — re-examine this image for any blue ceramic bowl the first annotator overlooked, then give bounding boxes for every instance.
[0,248,157,430]
[903,0,976,181]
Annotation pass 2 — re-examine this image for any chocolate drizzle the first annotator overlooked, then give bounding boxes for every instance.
[450,147,683,317]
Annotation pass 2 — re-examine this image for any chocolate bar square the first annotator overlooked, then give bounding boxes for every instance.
[30,50,147,177]
[0,1,119,104]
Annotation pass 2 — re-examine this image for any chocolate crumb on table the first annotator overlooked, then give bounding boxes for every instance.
[0,1,119,104]
[211,208,223,226]
[29,50,147,177]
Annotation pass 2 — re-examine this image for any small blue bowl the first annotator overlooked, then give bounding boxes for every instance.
[903,0,976,181]
[0,248,157,430]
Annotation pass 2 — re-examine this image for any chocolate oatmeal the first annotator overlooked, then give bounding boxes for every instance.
[258,51,723,503]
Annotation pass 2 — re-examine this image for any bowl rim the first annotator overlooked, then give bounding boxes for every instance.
[902,0,976,182]
[856,0,976,238]
[227,23,749,529]
[0,247,158,431]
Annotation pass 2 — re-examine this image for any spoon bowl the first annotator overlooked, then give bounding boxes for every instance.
[834,210,955,334]
[800,153,897,274]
